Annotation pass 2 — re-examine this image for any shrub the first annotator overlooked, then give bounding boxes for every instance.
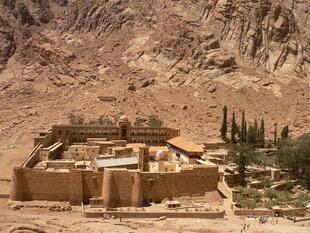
[264,199,275,209]
[264,189,278,200]
[262,178,273,188]
[68,112,84,124]
[147,115,163,127]
[294,194,310,208]
[97,115,115,125]
[234,194,259,209]
[276,191,291,204]
[285,181,294,191]
[247,188,262,199]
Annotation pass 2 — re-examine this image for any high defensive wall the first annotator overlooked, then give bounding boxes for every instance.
[102,165,219,207]
[10,165,219,207]
[10,167,104,205]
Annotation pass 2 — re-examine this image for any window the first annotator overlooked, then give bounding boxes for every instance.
[58,130,62,135]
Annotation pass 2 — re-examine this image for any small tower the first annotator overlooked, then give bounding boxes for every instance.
[138,146,150,172]
[117,115,131,140]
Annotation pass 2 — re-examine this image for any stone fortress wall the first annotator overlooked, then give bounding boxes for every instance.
[10,165,219,206]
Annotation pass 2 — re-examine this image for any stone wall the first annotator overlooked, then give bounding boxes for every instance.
[10,167,71,202]
[11,165,218,207]
[10,167,103,205]
[142,166,218,204]
[224,170,271,187]
[234,208,306,217]
[234,209,273,216]
[102,165,219,207]
[84,210,225,218]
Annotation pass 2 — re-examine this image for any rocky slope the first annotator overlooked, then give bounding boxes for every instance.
[0,0,309,152]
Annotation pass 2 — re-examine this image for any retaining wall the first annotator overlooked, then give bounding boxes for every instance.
[234,208,306,217]
[225,170,271,187]
[83,210,225,218]
[10,167,103,205]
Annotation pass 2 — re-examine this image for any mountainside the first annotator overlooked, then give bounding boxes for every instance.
[0,0,310,161]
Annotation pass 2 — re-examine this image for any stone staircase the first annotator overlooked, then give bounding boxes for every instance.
[218,181,232,199]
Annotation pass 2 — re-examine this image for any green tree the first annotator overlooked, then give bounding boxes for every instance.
[97,115,115,125]
[258,118,265,148]
[277,133,310,180]
[274,123,278,146]
[247,124,256,145]
[68,112,85,125]
[245,121,248,141]
[240,110,246,142]
[301,165,310,190]
[220,106,228,139]
[238,152,246,184]
[281,125,289,139]
[147,115,163,127]
[231,112,237,144]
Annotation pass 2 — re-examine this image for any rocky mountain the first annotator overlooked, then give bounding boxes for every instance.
[0,0,310,147]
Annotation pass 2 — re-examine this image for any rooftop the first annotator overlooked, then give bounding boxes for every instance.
[95,156,138,168]
[167,136,204,153]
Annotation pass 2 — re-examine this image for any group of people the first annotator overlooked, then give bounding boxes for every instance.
[258,216,268,224]
[240,215,280,232]
[240,223,250,233]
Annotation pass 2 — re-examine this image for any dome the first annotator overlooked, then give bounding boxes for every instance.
[119,115,129,122]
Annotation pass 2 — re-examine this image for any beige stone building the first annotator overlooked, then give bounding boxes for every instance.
[167,136,204,164]
[35,116,180,149]
[63,144,100,160]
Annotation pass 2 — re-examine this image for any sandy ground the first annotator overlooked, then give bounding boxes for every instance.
[0,199,309,233]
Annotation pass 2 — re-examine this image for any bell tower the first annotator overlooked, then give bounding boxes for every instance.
[117,115,131,140]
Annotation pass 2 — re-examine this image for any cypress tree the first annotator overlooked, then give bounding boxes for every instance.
[274,123,278,146]
[240,110,246,142]
[281,125,289,139]
[238,150,246,185]
[245,121,247,141]
[254,119,258,144]
[259,118,265,148]
[247,124,256,145]
[231,112,237,144]
[220,106,228,139]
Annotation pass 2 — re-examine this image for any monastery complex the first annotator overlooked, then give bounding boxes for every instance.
[10,116,221,208]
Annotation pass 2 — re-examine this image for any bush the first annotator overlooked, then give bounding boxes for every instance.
[294,194,310,208]
[264,189,278,200]
[147,115,163,127]
[234,194,259,209]
[285,181,294,191]
[262,178,273,188]
[97,115,115,126]
[247,188,262,199]
[68,112,84,124]
[264,199,275,209]
[238,188,262,199]
[276,191,291,204]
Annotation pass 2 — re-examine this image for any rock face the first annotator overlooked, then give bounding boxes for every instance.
[0,17,16,70]
[13,2,35,25]
[205,0,310,77]
[64,0,138,35]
